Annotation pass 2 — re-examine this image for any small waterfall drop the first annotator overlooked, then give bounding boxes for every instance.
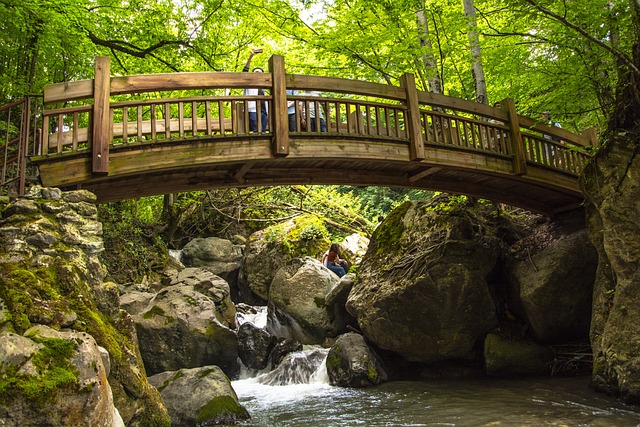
[258,348,329,386]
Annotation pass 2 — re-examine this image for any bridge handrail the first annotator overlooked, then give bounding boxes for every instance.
[36,55,595,177]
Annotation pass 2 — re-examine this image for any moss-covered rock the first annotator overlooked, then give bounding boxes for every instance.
[581,134,640,403]
[0,186,170,426]
[238,214,331,303]
[148,365,250,426]
[484,332,554,376]
[347,195,499,364]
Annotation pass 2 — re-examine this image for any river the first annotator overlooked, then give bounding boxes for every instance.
[233,309,640,427]
[232,352,640,427]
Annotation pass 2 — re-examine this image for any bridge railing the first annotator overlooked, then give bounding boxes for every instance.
[36,55,595,180]
[0,97,41,196]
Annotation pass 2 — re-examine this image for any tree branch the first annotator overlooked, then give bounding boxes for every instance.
[520,0,640,76]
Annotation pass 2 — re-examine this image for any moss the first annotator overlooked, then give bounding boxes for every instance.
[0,337,78,408]
[326,347,343,371]
[265,214,330,258]
[366,359,378,382]
[184,295,198,306]
[0,263,72,334]
[373,201,411,255]
[196,395,249,424]
[314,296,326,309]
[143,305,166,319]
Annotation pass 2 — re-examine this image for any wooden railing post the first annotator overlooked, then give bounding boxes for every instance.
[18,97,31,195]
[92,56,111,174]
[501,98,527,175]
[582,127,598,147]
[269,55,289,157]
[400,73,425,161]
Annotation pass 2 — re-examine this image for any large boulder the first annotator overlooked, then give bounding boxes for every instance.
[581,134,640,403]
[180,237,243,296]
[149,366,250,426]
[267,257,343,344]
[0,187,170,426]
[506,228,596,343]
[346,197,499,364]
[0,326,124,427]
[132,284,239,377]
[165,268,237,328]
[326,332,388,387]
[238,214,330,304]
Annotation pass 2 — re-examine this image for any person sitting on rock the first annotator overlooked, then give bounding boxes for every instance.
[326,243,348,278]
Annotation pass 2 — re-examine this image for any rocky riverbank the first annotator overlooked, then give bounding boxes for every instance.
[1,183,634,425]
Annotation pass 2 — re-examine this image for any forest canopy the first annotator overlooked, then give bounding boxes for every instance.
[2,0,636,134]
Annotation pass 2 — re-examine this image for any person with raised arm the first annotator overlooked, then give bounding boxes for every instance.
[242,48,268,133]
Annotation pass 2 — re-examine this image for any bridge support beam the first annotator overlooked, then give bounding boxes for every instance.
[502,98,527,176]
[92,56,111,174]
[269,55,289,157]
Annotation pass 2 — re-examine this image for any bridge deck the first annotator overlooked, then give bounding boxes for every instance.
[15,55,595,216]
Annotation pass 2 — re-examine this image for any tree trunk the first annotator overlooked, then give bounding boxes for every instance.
[462,0,488,104]
[416,8,443,94]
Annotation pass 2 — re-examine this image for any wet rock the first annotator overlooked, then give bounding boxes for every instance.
[326,332,388,387]
[149,366,249,426]
[238,322,276,370]
[484,332,554,376]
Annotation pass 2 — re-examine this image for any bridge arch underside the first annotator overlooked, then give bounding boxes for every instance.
[34,136,585,217]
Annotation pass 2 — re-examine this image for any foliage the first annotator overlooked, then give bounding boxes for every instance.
[98,200,168,284]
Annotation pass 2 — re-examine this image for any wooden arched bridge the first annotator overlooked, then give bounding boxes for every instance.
[1,56,596,216]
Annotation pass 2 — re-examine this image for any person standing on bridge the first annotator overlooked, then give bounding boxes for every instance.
[304,90,327,132]
[242,48,268,133]
[286,89,305,132]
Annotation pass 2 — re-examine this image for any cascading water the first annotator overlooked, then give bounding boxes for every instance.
[232,307,640,426]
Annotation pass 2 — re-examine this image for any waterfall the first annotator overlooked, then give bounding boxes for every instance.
[258,348,329,386]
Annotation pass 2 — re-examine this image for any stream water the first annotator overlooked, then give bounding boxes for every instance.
[233,364,640,426]
[233,309,640,427]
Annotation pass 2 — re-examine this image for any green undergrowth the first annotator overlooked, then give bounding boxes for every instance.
[264,214,331,258]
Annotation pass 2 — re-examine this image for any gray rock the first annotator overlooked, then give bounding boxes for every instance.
[133,284,239,377]
[62,189,97,203]
[267,257,341,344]
[326,332,388,387]
[347,197,499,364]
[149,366,249,426]
[507,230,596,343]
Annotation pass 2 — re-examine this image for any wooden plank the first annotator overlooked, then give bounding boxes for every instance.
[164,103,171,139]
[269,55,289,156]
[286,74,406,100]
[234,162,255,183]
[110,72,272,95]
[122,107,128,144]
[502,98,527,176]
[92,56,110,173]
[408,166,442,183]
[44,80,94,104]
